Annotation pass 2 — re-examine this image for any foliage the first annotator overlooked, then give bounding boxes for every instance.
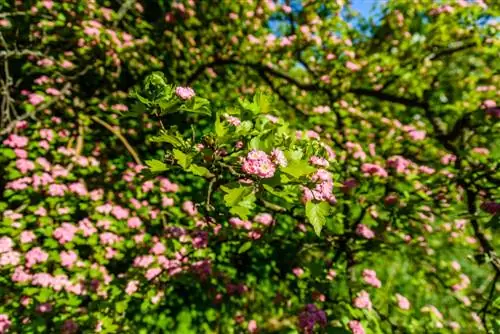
[0,0,499,333]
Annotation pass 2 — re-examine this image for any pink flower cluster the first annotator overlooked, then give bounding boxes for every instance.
[362,269,382,288]
[175,86,195,100]
[302,169,336,204]
[361,163,388,178]
[241,150,278,178]
[396,293,411,310]
[0,314,11,333]
[348,320,365,334]
[356,224,375,239]
[353,290,372,310]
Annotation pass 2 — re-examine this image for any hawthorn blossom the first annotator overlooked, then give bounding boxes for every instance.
[396,293,411,310]
[175,86,195,100]
[241,150,276,178]
[348,320,365,334]
[356,224,375,239]
[353,290,372,310]
[362,269,382,288]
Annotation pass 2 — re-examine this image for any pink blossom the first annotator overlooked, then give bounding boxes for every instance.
[20,231,36,244]
[309,156,329,167]
[248,320,258,333]
[60,250,78,268]
[254,213,273,226]
[396,293,410,310]
[0,237,13,253]
[362,269,382,288]
[326,269,337,281]
[47,184,67,196]
[125,280,139,295]
[348,320,365,334]
[150,242,166,255]
[293,267,304,277]
[353,290,372,310]
[79,218,97,236]
[346,61,361,71]
[361,163,388,178]
[28,93,44,106]
[0,251,20,266]
[45,88,61,96]
[53,223,78,244]
[99,232,121,245]
[356,224,375,239]
[146,267,162,280]
[112,205,129,219]
[175,86,195,100]
[270,148,287,167]
[3,134,28,148]
[25,247,48,267]
[242,150,276,178]
[182,201,198,216]
[127,216,142,229]
[224,114,241,126]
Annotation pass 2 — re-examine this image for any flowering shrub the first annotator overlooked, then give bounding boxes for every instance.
[0,0,499,333]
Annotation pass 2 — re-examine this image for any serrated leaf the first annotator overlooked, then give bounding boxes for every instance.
[188,164,213,178]
[306,201,330,236]
[146,159,168,173]
[215,113,226,138]
[220,185,253,207]
[238,241,252,254]
[281,160,316,178]
[151,132,184,148]
[173,149,192,169]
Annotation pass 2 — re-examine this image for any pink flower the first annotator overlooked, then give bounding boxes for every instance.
[127,216,142,229]
[42,0,54,10]
[60,250,78,268]
[309,156,329,167]
[125,280,139,295]
[326,269,337,281]
[362,269,382,288]
[25,247,48,267]
[53,223,78,244]
[111,205,129,219]
[346,61,361,72]
[356,224,375,239]
[241,150,276,178]
[361,163,388,178]
[182,201,198,216]
[14,149,28,159]
[36,303,52,313]
[20,231,36,244]
[293,267,304,277]
[45,88,61,96]
[348,320,365,334]
[0,237,13,253]
[175,86,195,100]
[0,314,11,333]
[248,320,258,333]
[353,290,372,310]
[150,242,166,255]
[3,134,28,148]
[224,114,241,126]
[254,213,273,226]
[0,251,20,266]
[99,232,121,245]
[28,93,45,106]
[145,267,162,280]
[312,105,331,114]
[270,148,287,167]
[396,293,410,310]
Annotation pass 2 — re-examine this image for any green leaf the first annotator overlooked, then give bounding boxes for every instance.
[220,185,253,207]
[173,149,192,169]
[188,164,213,178]
[281,160,316,178]
[146,159,168,173]
[215,113,226,138]
[306,201,330,236]
[151,132,184,148]
[238,241,252,254]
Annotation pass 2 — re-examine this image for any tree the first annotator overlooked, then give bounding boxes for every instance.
[0,0,498,333]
